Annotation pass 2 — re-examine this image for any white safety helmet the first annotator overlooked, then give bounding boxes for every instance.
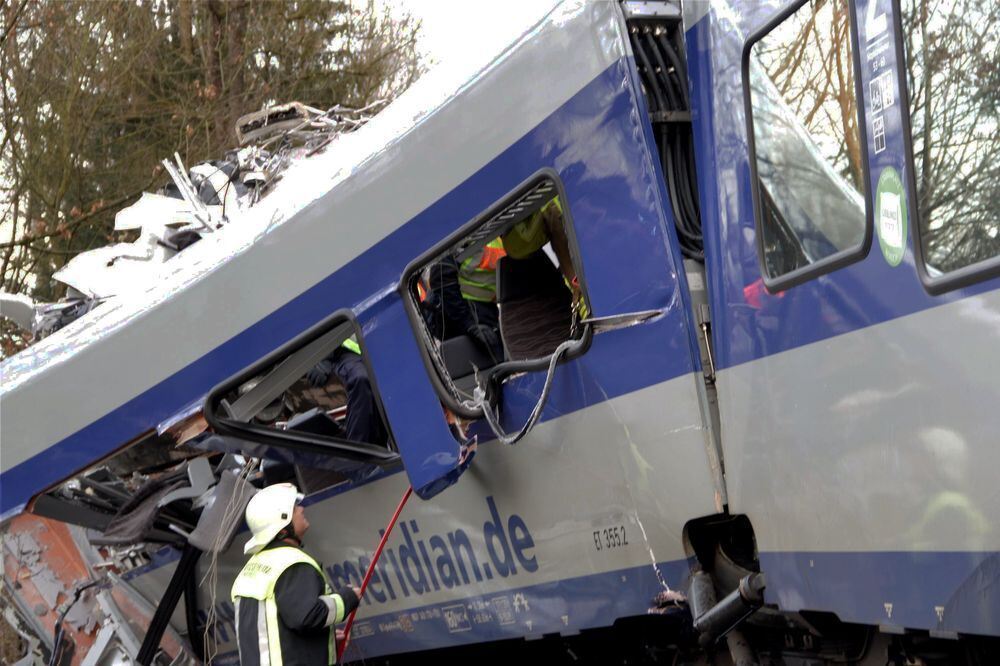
[243,483,304,555]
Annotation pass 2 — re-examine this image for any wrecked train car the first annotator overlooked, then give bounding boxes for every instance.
[2,1,999,664]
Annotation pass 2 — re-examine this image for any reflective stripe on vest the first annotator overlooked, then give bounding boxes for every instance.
[459,239,506,302]
[341,337,361,355]
[232,547,336,665]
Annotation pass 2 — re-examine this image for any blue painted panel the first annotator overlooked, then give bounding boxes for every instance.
[761,550,1000,636]
[0,57,701,513]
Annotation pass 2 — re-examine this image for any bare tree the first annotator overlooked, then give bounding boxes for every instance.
[0,0,421,316]
[756,0,864,190]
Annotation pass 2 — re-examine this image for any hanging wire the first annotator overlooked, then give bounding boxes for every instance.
[200,458,258,663]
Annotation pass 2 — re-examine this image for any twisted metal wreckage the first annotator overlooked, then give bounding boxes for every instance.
[2,102,386,666]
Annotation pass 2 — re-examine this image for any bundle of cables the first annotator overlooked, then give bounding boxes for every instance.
[628,20,704,261]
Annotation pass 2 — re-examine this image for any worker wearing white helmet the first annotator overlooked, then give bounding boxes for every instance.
[231,483,360,665]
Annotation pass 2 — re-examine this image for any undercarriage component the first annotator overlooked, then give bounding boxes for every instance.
[689,570,766,644]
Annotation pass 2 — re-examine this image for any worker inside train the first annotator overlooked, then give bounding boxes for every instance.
[410,188,588,403]
[303,337,387,446]
[496,194,586,360]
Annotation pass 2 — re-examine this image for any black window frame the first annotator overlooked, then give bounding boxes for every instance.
[203,309,400,467]
[741,0,874,292]
[399,168,593,420]
[892,0,1000,294]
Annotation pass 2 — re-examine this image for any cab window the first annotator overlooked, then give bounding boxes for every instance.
[204,312,398,484]
[745,0,869,286]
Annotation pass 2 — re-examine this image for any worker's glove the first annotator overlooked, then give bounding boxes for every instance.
[467,324,500,357]
[306,359,334,387]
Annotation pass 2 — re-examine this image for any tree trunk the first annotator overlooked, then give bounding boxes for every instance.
[177,0,193,64]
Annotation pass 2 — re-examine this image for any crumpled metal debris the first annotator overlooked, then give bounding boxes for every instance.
[1,100,385,347]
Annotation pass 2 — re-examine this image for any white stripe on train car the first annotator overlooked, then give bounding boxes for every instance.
[719,286,1000,555]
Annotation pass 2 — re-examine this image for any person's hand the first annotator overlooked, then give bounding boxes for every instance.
[336,628,346,642]
[306,359,333,387]
[351,585,361,599]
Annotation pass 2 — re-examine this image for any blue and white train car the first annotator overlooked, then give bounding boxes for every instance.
[2,0,997,663]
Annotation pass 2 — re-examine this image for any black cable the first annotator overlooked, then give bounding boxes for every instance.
[632,40,662,114]
[644,30,679,111]
[631,18,705,261]
[664,130,699,247]
[632,31,668,112]
[657,31,690,109]
[674,134,700,227]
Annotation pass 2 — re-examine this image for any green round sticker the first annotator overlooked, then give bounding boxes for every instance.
[875,166,908,267]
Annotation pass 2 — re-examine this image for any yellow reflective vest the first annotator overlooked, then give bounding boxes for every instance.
[459,238,506,302]
[232,546,343,666]
[502,197,562,259]
[341,337,361,356]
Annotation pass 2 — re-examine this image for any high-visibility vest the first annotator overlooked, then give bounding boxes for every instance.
[232,546,341,666]
[458,238,506,302]
[502,198,562,260]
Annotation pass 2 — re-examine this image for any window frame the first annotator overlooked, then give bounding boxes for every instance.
[892,0,1000,294]
[741,0,874,292]
[203,308,400,466]
[398,168,593,420]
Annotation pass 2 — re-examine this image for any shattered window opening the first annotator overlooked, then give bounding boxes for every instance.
[403,174,591,426]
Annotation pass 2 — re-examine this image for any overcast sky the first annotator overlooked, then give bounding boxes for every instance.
[386,1,558,66]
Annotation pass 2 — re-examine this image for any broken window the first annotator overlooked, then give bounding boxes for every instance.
[204,311,399,476]
[402,174,591,423]
[33,429,226,551]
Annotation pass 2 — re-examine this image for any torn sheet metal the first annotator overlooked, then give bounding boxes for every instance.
[2,514,101,665]
[52,235,177,300]
[113,192,205,233]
